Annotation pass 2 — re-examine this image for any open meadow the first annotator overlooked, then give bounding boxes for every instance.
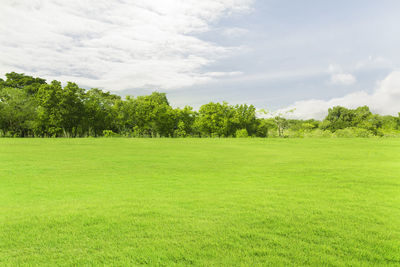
[0,138,399,266]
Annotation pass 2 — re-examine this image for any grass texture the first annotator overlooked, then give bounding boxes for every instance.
[0,138,399,266]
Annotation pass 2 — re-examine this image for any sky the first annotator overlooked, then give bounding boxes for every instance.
[1,0,400,119]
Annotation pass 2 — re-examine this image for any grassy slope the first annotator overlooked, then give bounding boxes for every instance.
[0,138,399,266]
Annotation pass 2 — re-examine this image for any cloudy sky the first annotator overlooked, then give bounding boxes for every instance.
[1,0,400,119]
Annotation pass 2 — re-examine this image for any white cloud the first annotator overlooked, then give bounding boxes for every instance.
[279,71,400,120]
[328,64,356,85]
[330,73,356,85]
[0,0,253,90]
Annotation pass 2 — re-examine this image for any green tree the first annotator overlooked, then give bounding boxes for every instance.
[2,71,399,139]
[232,104,258,136]
[132,92,175,137]
[0,87,36,136]
[59,82,85,137]
[322,106,355,132]
[255,118,274,137]
[274,116,288,137]
[114,96,137,135]
[1,72,46,95]
[34,81,64,137]
[322,106,381,135]
[174,106,197,137]
[196,102,235,137]
[174,121,187,137]
[83,88,119,136]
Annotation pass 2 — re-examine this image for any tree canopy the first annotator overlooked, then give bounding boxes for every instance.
[0,72,399,138]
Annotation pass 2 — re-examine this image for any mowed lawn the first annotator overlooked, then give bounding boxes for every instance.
[0,139,399,266]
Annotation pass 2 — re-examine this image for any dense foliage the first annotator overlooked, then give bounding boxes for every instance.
[1,72,399,137]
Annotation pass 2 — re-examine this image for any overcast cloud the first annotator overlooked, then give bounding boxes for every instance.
[0,0,252,90]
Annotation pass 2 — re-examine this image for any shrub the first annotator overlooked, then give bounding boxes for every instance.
[211,132,220,138]
[380,130,400,138]
[304,129,333,138]
[353,128,374,138]
[334,128,355,138]
[103,130,118,137]
[235,128,249,138]
[334,127,374,138]
[286,130,304,138]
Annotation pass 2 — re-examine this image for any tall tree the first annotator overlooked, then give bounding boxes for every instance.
[1,72,46,95]
[174,106,197,137]
[232,104,258,136]
[58,82,85,137]
[196,102,235,137]
[34,81,64,137]
[83,88,119,136]
[133,92,175,137]
[322,106,356,132]
[0,87,36,136]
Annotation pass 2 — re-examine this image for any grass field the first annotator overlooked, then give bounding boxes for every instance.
[0,138,399,266]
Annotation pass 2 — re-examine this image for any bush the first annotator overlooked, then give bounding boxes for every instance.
[380,130,400,138]
[211,132,220,138]
[103,130,118,137]
[304,129,333,138]
[235,128,249,138]
[132,126,152,137]
[353,128,374,138]
[334,127,374,138]
[334,128,355,138]
[286,130,304,138]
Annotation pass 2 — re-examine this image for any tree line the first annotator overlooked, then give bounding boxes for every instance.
[1,72,399,138]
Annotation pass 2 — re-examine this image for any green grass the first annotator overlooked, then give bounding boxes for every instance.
[0,138,399,266]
